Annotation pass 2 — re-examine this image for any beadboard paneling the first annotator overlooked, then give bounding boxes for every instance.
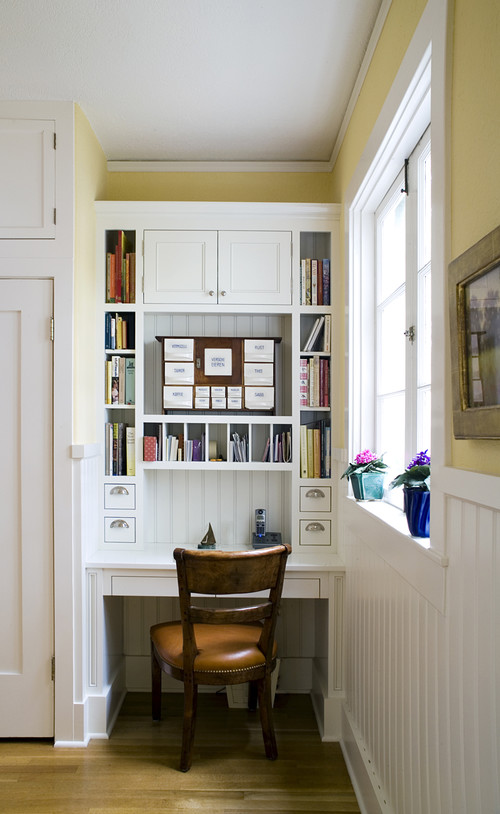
[343,493,500,814]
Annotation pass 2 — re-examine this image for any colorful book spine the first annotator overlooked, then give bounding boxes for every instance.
[300,358,309,406]
[322,259,330,305]
[126,427,135,476]
[125,358,135,405]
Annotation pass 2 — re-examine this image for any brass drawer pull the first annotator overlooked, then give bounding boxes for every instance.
[110,519,129,529]
[305,522,325,533]
[305,489,325,499]
[110,486,129,496]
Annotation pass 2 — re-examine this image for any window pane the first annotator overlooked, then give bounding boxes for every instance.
[378,292,406,394]
[378,392,405,475]
[378,193,406,302]
[418,266,431,387]
[420,149,432,268]
[417,386,431,455]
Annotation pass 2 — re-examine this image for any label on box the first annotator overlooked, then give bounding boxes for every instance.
[163,386,193,409]
[228,386,242,397]
[163,338,194,361]
[228,397,242,409]
[196,386,210,397]
[195,397,210,409]
[244,362,274,386]
[204,347,232,376]
[211,386,226,397]
[212,397,226,409]
[244,387,274,410]
[244,339,274,362]
[164,362,195,384]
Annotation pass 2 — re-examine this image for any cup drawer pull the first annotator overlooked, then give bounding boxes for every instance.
[305,489,325,499]
[305,522,325,532]
[110,486,129,496]
[110,519,129,529]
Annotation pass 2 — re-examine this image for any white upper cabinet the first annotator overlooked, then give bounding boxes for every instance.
[144,229,291,305]
[0,118,56,239]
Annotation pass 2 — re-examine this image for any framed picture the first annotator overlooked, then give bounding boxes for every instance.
[449,224,500,438]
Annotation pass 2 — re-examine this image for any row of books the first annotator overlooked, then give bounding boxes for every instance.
[105,356,135,405]
[299,420,331,479]
[262,431,292,463]
[302,314,331,352]
[300,356,330,408]
[105,312,135,350]
[141,427,292,463]
[106,231,136,303]
[300,258,330,305]
[105,423,135,476]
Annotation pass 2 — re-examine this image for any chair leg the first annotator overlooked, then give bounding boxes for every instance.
[180,678,198,772]
[257,671,277,760]
[248,679,258,710]
[151,644,162,722]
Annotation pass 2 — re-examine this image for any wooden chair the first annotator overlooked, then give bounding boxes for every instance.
[150,543,291,772]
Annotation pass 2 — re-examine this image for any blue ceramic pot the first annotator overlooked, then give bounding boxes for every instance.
[350,472,385,500]
[404,488,430,537]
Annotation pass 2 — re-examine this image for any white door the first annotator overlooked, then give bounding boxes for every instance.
[218,231,292,305]
[0,279,54,736]
[143,230,218,304]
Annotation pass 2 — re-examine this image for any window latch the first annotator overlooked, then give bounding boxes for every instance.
[404,325,416,343]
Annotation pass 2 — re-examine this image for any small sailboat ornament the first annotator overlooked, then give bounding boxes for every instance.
[198,522,216,549]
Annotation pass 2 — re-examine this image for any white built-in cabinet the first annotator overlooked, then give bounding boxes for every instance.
[94,202,339,567]
[143,229,292,305]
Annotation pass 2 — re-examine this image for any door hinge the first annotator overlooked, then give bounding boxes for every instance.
[53,132,57,150]
[50,317,55,341]
[53,208,57,225]
[51,656,55,681]
[404,325,416,343]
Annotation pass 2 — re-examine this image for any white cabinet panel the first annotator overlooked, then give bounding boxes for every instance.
[0,119,55,238]
[218,231,291,305]
[300,486,331,512]
[144,230,218,304]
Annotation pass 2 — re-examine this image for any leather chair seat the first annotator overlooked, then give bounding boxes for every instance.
[151,621,277,674]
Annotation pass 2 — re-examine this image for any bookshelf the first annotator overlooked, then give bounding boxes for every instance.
[95,203,338,563]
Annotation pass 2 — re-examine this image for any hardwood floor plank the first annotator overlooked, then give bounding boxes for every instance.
[0,694,360,814]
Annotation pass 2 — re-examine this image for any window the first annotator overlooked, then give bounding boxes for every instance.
[375,128,431,483]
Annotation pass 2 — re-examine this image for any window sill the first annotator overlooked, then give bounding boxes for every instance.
[342,495,447,613]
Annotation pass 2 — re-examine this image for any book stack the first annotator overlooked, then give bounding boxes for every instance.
[105,423,135,476]
[302,314,331,352]
[106,231,136,303]
[299,420,331,479]
[105,312,135,350]
[299,356,329,408]
[300,258,330,305]
[105,356,135,405]
[230,432,249,462]
[273,431,292,463]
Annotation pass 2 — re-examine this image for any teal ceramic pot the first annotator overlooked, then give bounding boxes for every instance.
[350,472,385,500]
[403,488,430,537]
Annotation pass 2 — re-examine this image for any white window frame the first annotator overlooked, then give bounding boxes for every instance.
[344,0,449,566]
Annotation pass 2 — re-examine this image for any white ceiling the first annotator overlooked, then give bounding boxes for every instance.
[1,0,386,167]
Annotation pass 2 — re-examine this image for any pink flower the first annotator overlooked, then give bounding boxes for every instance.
[354,449,378,465]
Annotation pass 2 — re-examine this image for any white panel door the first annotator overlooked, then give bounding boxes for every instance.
[0,279,54,736]
[0,119,56,239]
[218,231,292,305]
[144,230,218,304]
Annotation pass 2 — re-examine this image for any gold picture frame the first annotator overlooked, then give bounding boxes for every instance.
[449,224,500,438]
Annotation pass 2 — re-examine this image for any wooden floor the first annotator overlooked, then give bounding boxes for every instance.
[0,692,360,813]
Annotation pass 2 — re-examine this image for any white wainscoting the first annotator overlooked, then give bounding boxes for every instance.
[341,477,500,814]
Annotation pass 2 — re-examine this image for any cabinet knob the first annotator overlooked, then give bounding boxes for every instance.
[110,519,129,529]
[220,290,227,296]
[110,486,129,495]
[305,522,325,533]
[305,489,325,499]
[208,290,215,296]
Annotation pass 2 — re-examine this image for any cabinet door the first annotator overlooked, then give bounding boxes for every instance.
[144,230,218,304]
[0,118,56,239]
[218,231,291,305]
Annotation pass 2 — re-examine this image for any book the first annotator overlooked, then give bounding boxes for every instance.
[317,260,323,305]
[322,259,330,305]
[311,259,318,305]
[125,358,135,405]
[299,358,309,406]
[323,314,331,352]
[143,436,157,462]
[303,316,325,351]
[300,425,308,477]
[126,426,135,476]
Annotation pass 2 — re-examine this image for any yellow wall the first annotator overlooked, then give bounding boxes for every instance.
[106,169,331,203]
[74,105,107,442]
[328,0,500,475]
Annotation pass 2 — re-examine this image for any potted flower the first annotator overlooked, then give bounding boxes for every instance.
[341,449,388,500]
[389,450,430,537]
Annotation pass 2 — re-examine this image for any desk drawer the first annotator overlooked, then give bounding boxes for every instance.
[300,486,331,512]
[111,576,178,596]
[104,483,136,510]
[299,519,331,546]
[104,517,136,544]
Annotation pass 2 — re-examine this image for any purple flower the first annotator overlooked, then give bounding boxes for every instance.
[355,449,378,465]
[407,449,431,469]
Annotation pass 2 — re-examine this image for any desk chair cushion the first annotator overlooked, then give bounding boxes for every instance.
[151,620,277,675]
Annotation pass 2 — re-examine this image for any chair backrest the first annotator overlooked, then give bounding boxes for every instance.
[173,544,291,668]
